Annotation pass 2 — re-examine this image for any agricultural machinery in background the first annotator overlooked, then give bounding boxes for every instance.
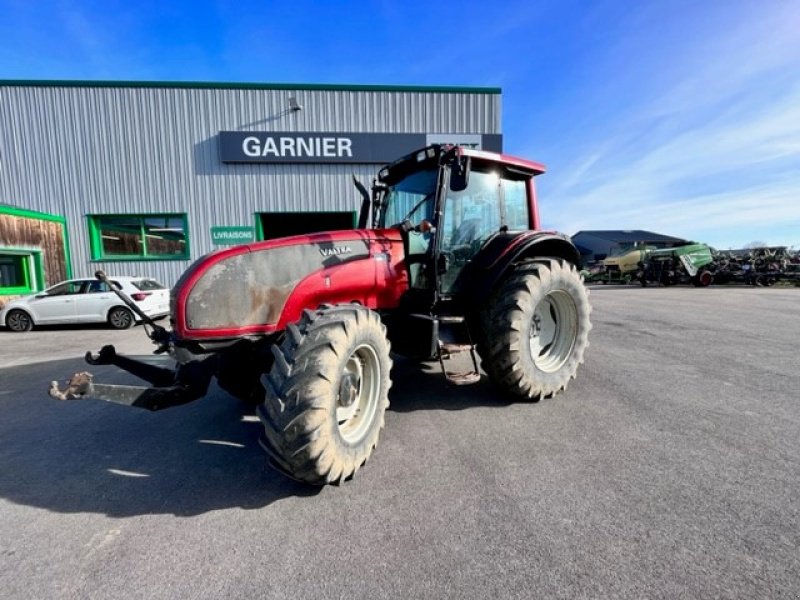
[586,243,799,287]
[637,243,715,287]
[712,246,798,286]
[588,245,655,284]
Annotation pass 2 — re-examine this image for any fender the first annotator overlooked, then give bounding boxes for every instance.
[451,230,581,308]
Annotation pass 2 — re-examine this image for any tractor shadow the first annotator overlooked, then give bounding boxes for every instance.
[0,358,320,518]
[388,356,514,412]
[0,354,509,518]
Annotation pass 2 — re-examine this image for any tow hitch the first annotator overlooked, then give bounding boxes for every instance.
[47,270,215,411]
[48,344,216,411]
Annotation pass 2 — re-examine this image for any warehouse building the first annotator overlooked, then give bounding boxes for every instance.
[572,229,688,265]
[0,80,501,299]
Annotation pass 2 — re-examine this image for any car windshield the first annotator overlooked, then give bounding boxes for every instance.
[379,168,439,227]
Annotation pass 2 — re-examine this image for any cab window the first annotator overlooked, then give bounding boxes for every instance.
[502,178,529,230]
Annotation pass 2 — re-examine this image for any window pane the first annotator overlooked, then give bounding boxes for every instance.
[47,281,82,295]
[382,169,438,227]
[502,179,529,230]
[444,170,501,247]
[86,281,110,293]
[132,279,166,290]
[92,214,188,259]
[0,254,26,288]
[99,216,143,256]
[144,216,187,256]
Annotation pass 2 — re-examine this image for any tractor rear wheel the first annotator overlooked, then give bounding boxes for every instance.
[257,305,392,485]
[478,259,591,400]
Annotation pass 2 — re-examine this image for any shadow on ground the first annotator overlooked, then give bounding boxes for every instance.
[0,355,510,517]
[388,356,514,412]
[0,358,321,518]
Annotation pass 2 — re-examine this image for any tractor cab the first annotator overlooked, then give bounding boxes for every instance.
[372,145,544,303]
[369,145,550,377]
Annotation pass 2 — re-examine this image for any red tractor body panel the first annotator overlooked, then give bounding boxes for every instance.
[172,228,408,340]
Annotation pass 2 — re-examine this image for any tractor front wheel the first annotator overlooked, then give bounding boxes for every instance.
[257,305,392,485]
[478,259,592,400]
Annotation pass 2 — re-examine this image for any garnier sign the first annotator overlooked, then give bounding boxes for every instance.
[218,132,502,164]
[211,226,255,245]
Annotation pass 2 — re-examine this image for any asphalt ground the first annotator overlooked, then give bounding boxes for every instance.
[0,286,798,599]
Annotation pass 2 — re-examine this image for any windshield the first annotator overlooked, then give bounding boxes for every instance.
[378,168,439,227]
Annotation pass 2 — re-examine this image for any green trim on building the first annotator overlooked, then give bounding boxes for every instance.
[0,204,66,224]
[32,251,45,289]
[0,79,501,95]
[0,248,42,295]
[61,222,73,279]
[0,205,71,283]
[255,213,265,242]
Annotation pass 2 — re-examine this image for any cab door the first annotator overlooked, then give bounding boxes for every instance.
[437,170,531,296]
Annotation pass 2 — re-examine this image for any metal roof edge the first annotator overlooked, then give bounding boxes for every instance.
[0,79,502,94]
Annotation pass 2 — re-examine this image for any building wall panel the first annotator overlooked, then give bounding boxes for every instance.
[1,83,500,285]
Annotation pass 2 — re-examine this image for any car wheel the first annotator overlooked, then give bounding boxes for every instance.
[108,307,135,329]
[6,309,34,332]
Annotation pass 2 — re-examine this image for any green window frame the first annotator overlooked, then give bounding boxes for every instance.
[88,213,190,261]
[0,250,43,295]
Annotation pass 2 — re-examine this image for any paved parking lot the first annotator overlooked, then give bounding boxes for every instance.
[1,286,798,599]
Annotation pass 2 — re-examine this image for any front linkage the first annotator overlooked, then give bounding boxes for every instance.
[49,345,215,411]
[49,270,215,412]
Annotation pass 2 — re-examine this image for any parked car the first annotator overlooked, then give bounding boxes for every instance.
[1,276,170,332]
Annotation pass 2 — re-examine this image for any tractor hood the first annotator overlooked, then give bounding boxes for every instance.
[171,229,407,341]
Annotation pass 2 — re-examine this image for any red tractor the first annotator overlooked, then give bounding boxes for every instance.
[50,145,592,485]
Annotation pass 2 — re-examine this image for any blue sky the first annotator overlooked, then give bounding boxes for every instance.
[1,0,798,249]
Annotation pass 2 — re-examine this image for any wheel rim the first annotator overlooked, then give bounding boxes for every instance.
[111,309,131,328]
[529,290,578,373]
[8,311,31,331]
[336,343,380,444]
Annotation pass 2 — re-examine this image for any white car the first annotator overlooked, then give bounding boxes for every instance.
[1,276,170,332]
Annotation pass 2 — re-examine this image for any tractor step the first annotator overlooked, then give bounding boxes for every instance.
[440,342,473,356]
[442,370,482,385]
[437,341,481,385]
[438,315,465,324]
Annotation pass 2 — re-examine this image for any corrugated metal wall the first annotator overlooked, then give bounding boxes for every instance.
[0,84,500,285]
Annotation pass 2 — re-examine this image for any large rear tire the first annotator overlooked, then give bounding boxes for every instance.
[257,305,392,485]
[478,259,591,400]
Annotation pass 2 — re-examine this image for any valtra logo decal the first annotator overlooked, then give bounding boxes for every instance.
[319,246,353,257]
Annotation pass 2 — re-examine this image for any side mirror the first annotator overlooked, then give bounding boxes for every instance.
[449,156,471,192]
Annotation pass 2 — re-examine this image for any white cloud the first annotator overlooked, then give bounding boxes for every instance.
[540,3,800,249]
